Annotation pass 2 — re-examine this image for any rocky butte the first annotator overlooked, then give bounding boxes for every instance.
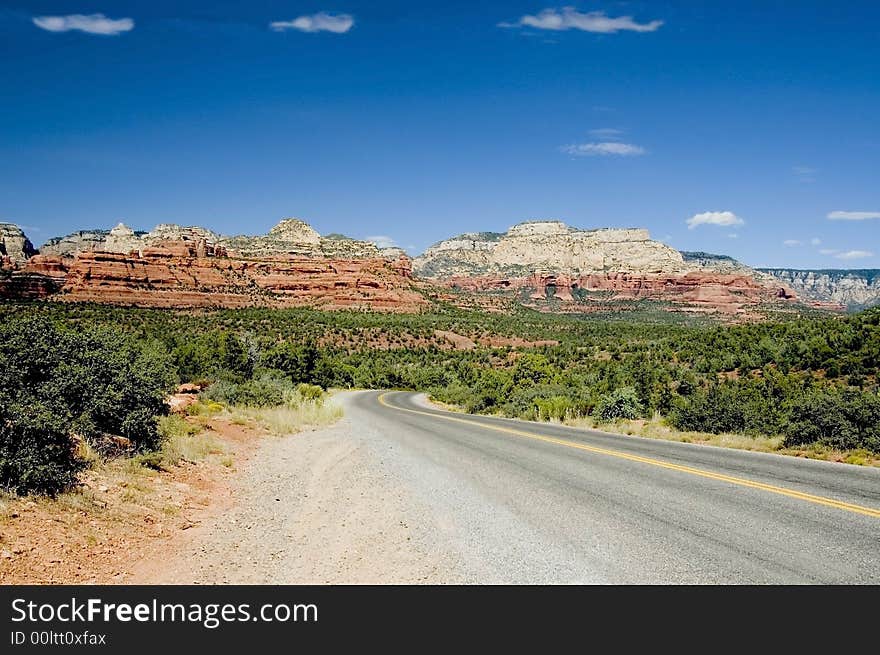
[2,216,867,315]
[1,219,425,311]
[414,220,799,314]
[1,223,37,266]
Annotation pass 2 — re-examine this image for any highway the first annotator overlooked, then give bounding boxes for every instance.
[346,390,880,583]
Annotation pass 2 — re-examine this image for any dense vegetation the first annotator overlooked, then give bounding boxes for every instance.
[1,301,878,492]
[0,317,174,494]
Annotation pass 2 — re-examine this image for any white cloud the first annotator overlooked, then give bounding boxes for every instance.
[500,8,663,33]
[827,211,880,221]
[270,12,354,33]
[783,239,803,247]
[562,142,645,157]
[33,14,134,35]
[818,247,873,260]
[366,235,398,249]
[726,233,739,239]
[834,250,874,260]
[810,237,822,246]
[686,211,745,230]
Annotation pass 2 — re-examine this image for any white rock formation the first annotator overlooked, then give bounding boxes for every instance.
[0,223,37,264]
[414,220,689,278]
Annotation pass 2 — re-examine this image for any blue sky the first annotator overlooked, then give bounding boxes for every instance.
[1,1,878,267]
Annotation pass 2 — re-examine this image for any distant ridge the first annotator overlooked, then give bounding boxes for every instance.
[758,268,880,310]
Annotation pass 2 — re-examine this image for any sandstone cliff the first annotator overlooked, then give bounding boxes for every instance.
[40,229,112,257]
[414,221,806,314]
[6,239,425,311]
[0,223,37,265]
[414,220,688,278]
[758,269,880,310]
[0,217,857,316]
[41,218,401,261]
[446,270,796,315]
[2,218,424,310]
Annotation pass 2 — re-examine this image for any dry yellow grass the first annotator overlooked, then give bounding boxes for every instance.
[424,396,879,468]
[0,416,265,584]
[184,390,343,438]
[563,415,880,466]
[228,399,343,436]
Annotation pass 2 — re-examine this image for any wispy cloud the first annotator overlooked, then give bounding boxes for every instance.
[366,235,398,249]
[819,248,874,260]
[835,250,874,260]
[811,237,822,246]
[33,14,134,35]
[270,12,354,34]
[561,142,645,157]
[726,233,739,239]
[792,165,816,183]
[499,8,663,33]
[686,211,744,230]
[783,239,803,247]
[827,211,880,221]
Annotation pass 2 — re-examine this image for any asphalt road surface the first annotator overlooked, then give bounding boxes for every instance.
[347,390,880,584]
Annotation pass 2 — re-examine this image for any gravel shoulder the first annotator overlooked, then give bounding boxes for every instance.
[135,392,464,584]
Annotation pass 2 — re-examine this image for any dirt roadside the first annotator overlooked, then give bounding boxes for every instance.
[133,411,454,584]
[1,394,452,585]
[0,419,263,585]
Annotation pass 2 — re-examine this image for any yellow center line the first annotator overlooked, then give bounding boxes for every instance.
[377,392,880,519]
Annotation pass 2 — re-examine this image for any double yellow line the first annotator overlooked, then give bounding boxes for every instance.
[378,392,880,519]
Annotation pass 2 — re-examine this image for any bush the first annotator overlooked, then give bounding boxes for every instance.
[201,375,325,409]
[784,389,880,451]
[535,396,574,421]
[0,402,85,495]
[171,330,257,383]
[235,379,285,407]
[669,385,747,433]
[296,383,324,402]
[0,317,174,494]
[594,387,643,421]
[262,342,318,384]
[498,384,591,420]
[157,414,200,440]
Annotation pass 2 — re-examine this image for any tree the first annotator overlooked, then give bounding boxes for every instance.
[0,317,174,494]
[594,387,643,421]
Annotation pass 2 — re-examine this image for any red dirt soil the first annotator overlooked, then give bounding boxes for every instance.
[0,419,264,585]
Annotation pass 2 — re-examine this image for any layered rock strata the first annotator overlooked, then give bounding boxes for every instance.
[758,269,880,310]
[414,221,688,278]
[4,239,424,310]
[446,271,796,314]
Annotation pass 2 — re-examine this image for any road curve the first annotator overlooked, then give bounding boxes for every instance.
[347,390,880,583]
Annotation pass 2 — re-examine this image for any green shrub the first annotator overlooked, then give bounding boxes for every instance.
[535,396,575,421]
[263,342,318,384]
[296,383,324,402]
[157,414,200,440]
[0,317,174,494]
[784,389,880,451]
[0,401,85,495]
[201,375,324,409]
[235,379,285,407]
[171,330,256,383]
[594,387,643,421]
